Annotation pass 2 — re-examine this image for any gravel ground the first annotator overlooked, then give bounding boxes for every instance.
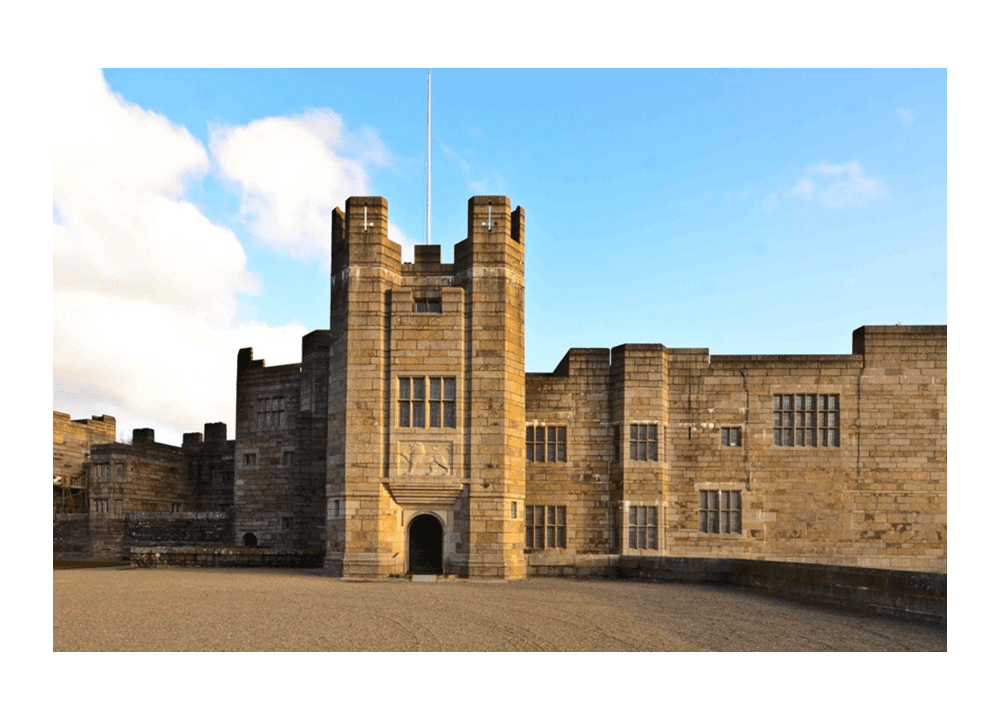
[53,567,946,651]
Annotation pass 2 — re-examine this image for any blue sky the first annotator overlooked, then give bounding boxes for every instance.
[53,68,946,445]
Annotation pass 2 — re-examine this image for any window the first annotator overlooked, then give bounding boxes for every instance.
[281,517,292,531]
[628,505,658,549]
[699,490,742,534]
[94,499,109,513]
[115,463,124,477]
[257,396,286,430]
[629,424,658,461]
[414,297,442,313]
[283,450,294,466]
[94,463,110,479]
[525,426,566,462]
[399,377,456,428]
[612,426,620,462]
[511,501,517,519]
[721,427,742,447]
[525,505,566,549]
[170,503,182,513]
[244,453,257,467]
[773,394,839,447]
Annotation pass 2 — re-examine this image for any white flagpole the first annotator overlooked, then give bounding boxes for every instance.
[426,70,431,246]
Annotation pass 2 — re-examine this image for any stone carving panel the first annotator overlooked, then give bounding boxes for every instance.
[398,441,453,476]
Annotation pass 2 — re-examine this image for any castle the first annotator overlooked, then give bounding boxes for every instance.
[54,195,947,578]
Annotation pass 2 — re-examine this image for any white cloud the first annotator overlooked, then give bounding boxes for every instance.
[210,110,408,260]
[773,161,886,210]
[53,69,305,440]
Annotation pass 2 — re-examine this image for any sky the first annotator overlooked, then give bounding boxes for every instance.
[51,67,947,446]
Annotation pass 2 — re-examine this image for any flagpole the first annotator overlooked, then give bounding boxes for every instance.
[426,70,431,246]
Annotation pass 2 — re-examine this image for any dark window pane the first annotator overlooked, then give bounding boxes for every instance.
[638,443,646,461]
[444,402,456,428]
[630,425,638,440]
[525,527,532,548]
[557,526,566,548]
[699,491,707,509]
[444,377,455,400]
[430,378,441,400]
[525,506,533,524]
[649,425,657,441]
[399,378,410,399]
[557,506,566,525]
[430,403,440,428]
[526,426,533,443]
[547,526,555,548]
[413,378,425,399]
[700,511,707,533]
[399,402,410,427]
[535,527,544,548]
[547,444,555,462]
[414,404,425,428]
[628,528,636,549]
[773,430,781,446]
[547,506,555,525]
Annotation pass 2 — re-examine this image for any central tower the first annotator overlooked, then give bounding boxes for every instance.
[325,196,526,579]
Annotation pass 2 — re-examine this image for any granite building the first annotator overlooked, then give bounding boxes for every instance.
[54,195,947,577]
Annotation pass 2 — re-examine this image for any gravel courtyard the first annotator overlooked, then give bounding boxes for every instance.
[53,567,946,651]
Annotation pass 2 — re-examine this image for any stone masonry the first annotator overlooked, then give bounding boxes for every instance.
[54,195,946,576]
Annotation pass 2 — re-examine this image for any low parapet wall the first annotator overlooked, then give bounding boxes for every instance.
[53,514,92,559]
[126,512,232,547]
[130,546,324,569]
[528,555,945,624]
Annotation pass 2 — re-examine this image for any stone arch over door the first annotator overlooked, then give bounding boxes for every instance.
[408,514,444,574]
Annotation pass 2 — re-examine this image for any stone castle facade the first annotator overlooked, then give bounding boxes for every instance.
[54,195,947,577]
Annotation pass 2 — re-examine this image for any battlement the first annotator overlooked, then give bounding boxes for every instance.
[183,422,228,449]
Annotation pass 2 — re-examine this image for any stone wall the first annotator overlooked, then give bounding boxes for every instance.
[130,546,324,568]
[235,346,313,550]
[53,514,91,558]
[526,348,613,558]
[125,512,233,547]
[52,412,115,513]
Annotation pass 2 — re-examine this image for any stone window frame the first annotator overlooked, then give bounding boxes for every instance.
[772,394,840,447]
[699,489,742,535]
[257,396,286,431]
[721,427,742,447]
[627,504,658,550]
[525,505,567,549]
[413,296,442,313]
[115,463,124,477]
[398,376,457,428]
[629,423,658,461]
[525,425,567,463]
[282,449,295,466]
[244,452,257,467]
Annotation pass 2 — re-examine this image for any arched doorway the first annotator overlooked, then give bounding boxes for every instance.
[408,514,443,574]
[243,532,257,547]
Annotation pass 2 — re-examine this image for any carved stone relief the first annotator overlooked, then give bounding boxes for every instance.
[398,441,453,476]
